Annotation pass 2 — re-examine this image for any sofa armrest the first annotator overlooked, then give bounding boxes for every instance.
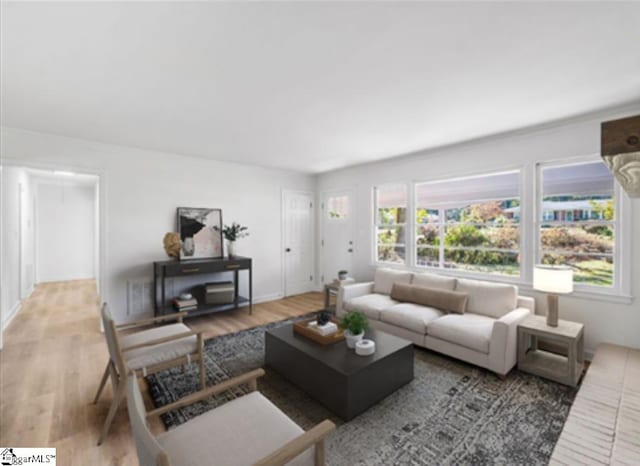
[516,295,535,313]
[336,282,374,316]
[489,307,531,375]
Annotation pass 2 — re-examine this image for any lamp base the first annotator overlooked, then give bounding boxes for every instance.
[546,294,559,327]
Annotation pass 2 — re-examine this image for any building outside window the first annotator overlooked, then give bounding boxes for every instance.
[538,160,616,287]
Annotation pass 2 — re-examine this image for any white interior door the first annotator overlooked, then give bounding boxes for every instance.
[283,191,314,296]
[322,190,354,283]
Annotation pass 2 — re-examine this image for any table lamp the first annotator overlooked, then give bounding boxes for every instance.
[533,265,573,327]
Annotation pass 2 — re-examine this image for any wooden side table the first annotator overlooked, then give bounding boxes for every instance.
[517,315,584,387]
[323,278,355,313]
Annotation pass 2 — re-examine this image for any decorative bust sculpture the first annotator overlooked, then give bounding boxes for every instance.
[163,232,182,259]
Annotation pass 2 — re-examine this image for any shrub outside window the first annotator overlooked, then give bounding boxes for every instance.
[415,171,521,276]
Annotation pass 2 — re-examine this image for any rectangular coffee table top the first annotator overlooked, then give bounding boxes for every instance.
[266,324,413,376]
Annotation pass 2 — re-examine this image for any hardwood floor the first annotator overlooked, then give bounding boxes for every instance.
[0,279,323,465]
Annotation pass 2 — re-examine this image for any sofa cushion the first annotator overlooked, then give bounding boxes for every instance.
[455,278,517,319]
[390,283,468,314]
[373,268,413,295]
[427,313,495,354]
[344,293,398,320]
[412,272,457,291]
[380,303,444,334]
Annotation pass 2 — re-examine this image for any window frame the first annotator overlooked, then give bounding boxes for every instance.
[412,170,523,279]
[535,156,630,298]
[372,183,409,266]
[325,193,350,222]
[370,158,631,303]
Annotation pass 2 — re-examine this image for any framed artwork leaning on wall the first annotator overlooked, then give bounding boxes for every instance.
[177,207,223,259]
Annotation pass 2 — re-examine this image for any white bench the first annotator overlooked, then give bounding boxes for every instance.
[550,343,640,465]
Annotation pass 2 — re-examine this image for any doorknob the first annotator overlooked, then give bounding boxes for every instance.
[285,248,291,252]
[348,248,353,253]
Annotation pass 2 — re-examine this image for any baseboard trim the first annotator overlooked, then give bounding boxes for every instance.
[22,284,35,300]
[2,300,23,332]
[244,293,284,306]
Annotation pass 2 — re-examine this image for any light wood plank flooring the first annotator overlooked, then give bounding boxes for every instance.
[0,279,323,465]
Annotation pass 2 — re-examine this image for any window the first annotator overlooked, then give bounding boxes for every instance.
[374,184,407,264]
[539,160,616,288]
[326,195,349,220]
[415,171,521,276]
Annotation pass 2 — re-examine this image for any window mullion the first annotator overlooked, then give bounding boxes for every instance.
[438,208,445,269]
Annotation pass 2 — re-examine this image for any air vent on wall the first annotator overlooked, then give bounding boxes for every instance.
[127,279,153,316]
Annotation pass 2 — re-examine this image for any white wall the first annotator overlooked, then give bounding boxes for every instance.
[317,105,640,354]
[1,127,316,323]
[0,165,35,333]
[35,180,96,283]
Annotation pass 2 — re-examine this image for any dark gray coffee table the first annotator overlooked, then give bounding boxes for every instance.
[265,325,414,421]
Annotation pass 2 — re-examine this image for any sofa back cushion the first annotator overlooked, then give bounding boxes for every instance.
[390,283,468,314]
[373,268,413,295]
[412,272,457,291]
[455,278,517,318]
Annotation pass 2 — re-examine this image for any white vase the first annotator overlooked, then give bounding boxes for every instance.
[345,330,364,349]
[227,241,236,258]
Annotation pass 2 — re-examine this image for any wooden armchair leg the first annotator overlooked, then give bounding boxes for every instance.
[198,334,205,389]
[314,439,325,466]
[97,380,126,446]
[93,362,111,404]
[199,358,206,389]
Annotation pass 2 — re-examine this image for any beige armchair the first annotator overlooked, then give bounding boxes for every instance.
[94,303,205,445]
[126,369,336,466]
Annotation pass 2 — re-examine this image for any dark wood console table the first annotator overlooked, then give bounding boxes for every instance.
[153,256,252,317]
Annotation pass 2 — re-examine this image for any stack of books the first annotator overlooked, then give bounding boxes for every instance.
[173,297,198,312]
[308,321,339,336]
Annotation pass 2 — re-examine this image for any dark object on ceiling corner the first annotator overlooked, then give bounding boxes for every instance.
[601,115,640,198]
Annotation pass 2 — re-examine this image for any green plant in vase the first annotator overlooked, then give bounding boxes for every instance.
[215,222,249,257]
[340,311,369,349]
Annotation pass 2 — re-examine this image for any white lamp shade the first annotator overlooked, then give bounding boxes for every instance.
[533,265,574,294]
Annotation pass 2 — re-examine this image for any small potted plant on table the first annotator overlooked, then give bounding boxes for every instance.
[215,222,249,258]
[340,311,369,349]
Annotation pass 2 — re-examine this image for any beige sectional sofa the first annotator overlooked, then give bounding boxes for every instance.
[336,268,535,376]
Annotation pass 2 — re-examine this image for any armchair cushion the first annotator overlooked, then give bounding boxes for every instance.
[344,293,398,320]
[121,323,198,370]
[427,313,495,354]
[373,268,412,295]
[157,391,314,466]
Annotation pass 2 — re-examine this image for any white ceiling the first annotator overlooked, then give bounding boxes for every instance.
[2,2,640,173]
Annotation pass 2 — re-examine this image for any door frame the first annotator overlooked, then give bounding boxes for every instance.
[1,157,108,302]
[17,182,23,301]
[320,188,355,284]
[281,189,316,297]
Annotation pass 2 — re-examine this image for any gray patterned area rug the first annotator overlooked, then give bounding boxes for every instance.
[146,315,578,465]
